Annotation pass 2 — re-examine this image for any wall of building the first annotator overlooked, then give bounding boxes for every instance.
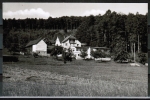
[75,40,81,47]
[55,37,61,46]
[61,39,82,59]
[36,50,47,56]
[32,45,36,52]
[36,40,47,52]
[61,40,70,49]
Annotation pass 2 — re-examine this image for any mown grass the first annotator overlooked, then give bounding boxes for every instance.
[2,55,148,96]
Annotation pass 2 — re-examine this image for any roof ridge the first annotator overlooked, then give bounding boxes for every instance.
[25,37,43,47]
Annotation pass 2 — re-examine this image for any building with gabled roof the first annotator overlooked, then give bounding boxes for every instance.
[61,35,81,48]
[55,37,61,46]
[25,38,47,56]
[60,35,83,59]
[61,35,76,43]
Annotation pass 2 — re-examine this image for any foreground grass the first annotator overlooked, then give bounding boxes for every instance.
[3,56,148,96]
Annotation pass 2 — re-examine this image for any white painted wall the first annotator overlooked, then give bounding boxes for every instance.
[61,38,82,59]
[35,40,47,52]
[62,40,70,49]
[32,45,36,52]
[75,40,81,47]
[55,37,61,46]
[61,40,81,48]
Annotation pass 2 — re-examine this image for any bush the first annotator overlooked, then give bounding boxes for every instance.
[105,54,111,57]
[91,50,106,58]
[114,50,129,62]
[50,46,63,56]
[47,49,53,54]
[138,53,147,64]
[80,51,87,59]
[33,53,39,58]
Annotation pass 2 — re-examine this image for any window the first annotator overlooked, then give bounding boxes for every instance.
[66,43,67,46]
[77,44,79,47]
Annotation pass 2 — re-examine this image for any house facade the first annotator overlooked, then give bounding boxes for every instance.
[61,35,82,59]
[25,38,47,56]
[55,35,83,59]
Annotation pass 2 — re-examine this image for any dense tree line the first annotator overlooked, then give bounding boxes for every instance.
[3,16,83,31]
[76,10,147,54]
[3,10,147,55]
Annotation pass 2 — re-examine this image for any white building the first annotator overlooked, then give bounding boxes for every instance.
[25,38,47,56]
[55,36,61,46]
[60,35,83,59]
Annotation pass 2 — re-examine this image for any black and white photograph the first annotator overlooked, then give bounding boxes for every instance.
[2,3,148,96]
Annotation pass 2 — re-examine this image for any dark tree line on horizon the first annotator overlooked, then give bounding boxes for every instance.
[3,10,148,56]
[3,16,83,30]
[75,10,147,55]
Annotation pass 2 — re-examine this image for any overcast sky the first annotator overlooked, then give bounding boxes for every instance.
[3,3,148,19]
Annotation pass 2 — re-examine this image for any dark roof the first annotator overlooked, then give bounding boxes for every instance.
[61,35,76,43]
[53,33,65,43]
[25,38,43,47]
[49,40,55,44]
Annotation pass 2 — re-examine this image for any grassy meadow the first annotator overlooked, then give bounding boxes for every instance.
[2,55,148,96]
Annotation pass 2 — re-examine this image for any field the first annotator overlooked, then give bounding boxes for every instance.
[3,55,148,96]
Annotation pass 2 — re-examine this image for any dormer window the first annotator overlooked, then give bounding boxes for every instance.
[77,44,79,47]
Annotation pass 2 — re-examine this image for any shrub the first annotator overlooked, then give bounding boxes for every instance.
[114,50,129,62]
[33,53,39,58]
[138,53,147,64]
[105,54,111,57]
[80,51,87,59]
[50,46,63,56]
[47,49,53,54]
[91,50,106,58]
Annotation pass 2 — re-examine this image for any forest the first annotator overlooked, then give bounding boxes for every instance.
[3,10,147,56]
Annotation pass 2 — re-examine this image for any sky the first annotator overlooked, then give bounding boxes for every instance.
[3,3,148,19]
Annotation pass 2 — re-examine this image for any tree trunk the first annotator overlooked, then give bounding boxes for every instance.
[104,32,106,42]
[134,43,135,62]
[138,34,140,53]
[131,43,133,56]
